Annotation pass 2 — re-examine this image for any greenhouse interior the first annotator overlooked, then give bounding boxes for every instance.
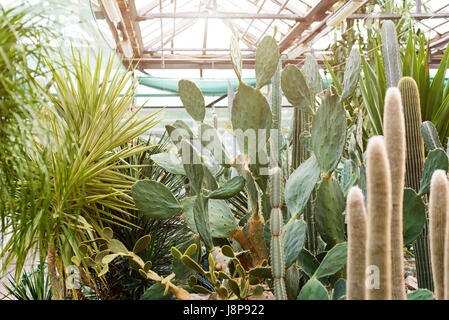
[2,0,449,302]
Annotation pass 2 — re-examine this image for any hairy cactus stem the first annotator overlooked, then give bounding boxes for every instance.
[383,87,406,300]
[366,137,392,300]
[429,170,449,300]
[347,187,367,300]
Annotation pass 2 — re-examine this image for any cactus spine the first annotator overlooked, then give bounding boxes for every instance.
[398,77,434,291]
[383,88,406,299]
[429,170,449,300]
[366,137,392,300]
[346,187,367,300]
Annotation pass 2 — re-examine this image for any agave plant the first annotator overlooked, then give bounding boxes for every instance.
[3,264,52,300]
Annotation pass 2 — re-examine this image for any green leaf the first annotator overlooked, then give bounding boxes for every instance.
[180,140,204,194]
[341,46,361,100]
[407,289,434,300]
[230,30,242,81]
[418,148,449,195]
[255,36,279,89]
[227,279,241,298]
[102,253,120,264]
[282,219,307,268]
[403,188,426,245]
[281,64,313,114]
[178,79,205,122]
[182,197,239,238]
[421,121,442,152]
[311,87,347,175]
[102,227,113,241]
[199,123,230,165]
[171,247,182,260]
[193,195,213,249]
[133,235,151,254]
[231,82,272,157]
[140,283,174,300]
[221,245,235,258]
[302,54,323,95]
[331,279,346,300]
[284,155,321,218]
[150,152,186,175]
[248,267,272,279]
[181,255,206,276]
[131,180,181,219]
[313,242,348,279]
[381,20,402,88]
[207,176,245,199]
[297,249,320,278]
[315,177,346,246]
[297,278,329,300]
[108,239,129,254]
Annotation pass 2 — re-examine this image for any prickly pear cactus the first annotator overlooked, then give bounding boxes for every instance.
[311,86,347,176]
[178,79,206,122]
[281,64,313,114]
[255,36,280,89]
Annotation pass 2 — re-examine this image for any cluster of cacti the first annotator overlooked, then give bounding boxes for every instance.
[123,27,449,301]
[171,244,265,299]
[72,228,190,300]
[347,88,404,300]
[346,77,449,300]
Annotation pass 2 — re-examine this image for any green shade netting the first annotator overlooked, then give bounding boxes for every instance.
[138,76,257,96]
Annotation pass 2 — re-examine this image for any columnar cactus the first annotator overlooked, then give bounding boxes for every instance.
[366,136,392,300]
[398,76,433,291]
[270,166,287,300]
[383,88,406,300]
[429,170,449,300]
[346,187,367,300]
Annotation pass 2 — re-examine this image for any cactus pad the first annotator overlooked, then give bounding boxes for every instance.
[131,180,181,219]
[255,36,280,89]
[311,86,347,175]
[281,64,313,114]
[178,80,206,122]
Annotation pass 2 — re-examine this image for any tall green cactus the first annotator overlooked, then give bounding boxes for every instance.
[429,170,448,300]
[346,186,367,300]
[383,88,406,299]
[366,136,392,300]
[381,21,402,88]
[398,77,434,291]
[270,166,287,300]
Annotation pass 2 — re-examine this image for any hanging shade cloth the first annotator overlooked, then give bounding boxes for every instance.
[138,76,258,96]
